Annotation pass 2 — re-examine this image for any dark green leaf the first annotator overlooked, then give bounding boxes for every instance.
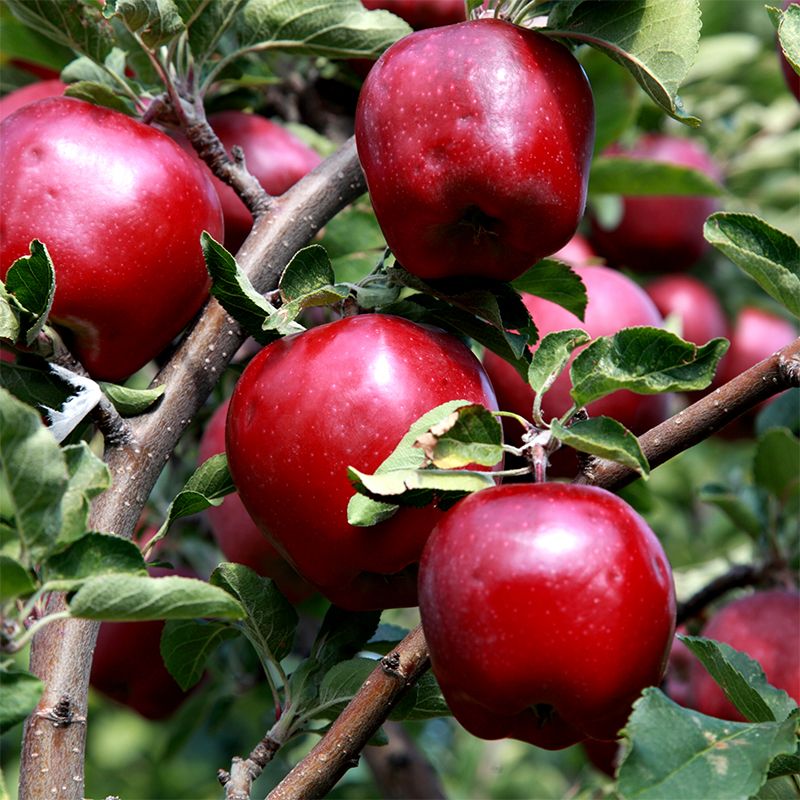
[512,260,588,321]
[280,244,336,301]
[0,362,73,413]
[312,606,382,672]
[589,156,723,197]
[767,746,800,781]
[0,555,36,602]
[551,417,649,476]
[0,670,43,734]
[756,390,800,437]
[58,443,111,546]
[527,329,591,401]
[316,657,376,716]
[63,80,136,114]
[754,428,799,503]
[99,382,165,416]
[413,404,503,469]
[390,672,450,721]
[113,0,185,46]
[0,4,74,70]
[4,240,56,345]
[161,619,239,691]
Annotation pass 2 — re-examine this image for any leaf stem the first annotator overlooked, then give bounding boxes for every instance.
[8,611,71,654]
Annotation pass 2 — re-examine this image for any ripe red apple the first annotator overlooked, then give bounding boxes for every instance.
[0,97,223,381]
[589,134,721,273]
[418,483,676,748]
[688,589,800,721]
[201,111,321,253]
[483,265,671,445]
[552,233,597,268]
[355,19,595,282]
[0,79,66,122]
[645,275,727,346]
[361,0,466,29]
[225,314,498,611]
[662,627,695,708]
[198,399,314,603]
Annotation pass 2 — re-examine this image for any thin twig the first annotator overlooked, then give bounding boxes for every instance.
[677,563,768,625]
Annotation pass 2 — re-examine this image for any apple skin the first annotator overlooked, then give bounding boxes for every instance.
[482,265,671,445]
[688,589,800,721]
[225,314,499,611]
[589,135,721,273]
[198,399,314,603]
[0,79,66,122]
[202,111,321,253]
[645,275,727,346]
[355,19,595,282]
[361,0,466,29]
[418,483,676,748]
[0,97,223,381]
[552,233,597,268]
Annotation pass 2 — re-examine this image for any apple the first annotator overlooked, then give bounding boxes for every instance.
[355,19,595,282]
[552,233,597,268]
[589,134,721,273]
[582,738,622,777]
[361,0,466,29]
[482,265,671,449]
[225,314,499,611]
[0,97,223,381]
[198,399,314,603]
[418,482,676,748]
[0,79,66,122]
[662,627,695,708]
[688,589,800,721]
[200,111,321,254]
[645,275,727,346]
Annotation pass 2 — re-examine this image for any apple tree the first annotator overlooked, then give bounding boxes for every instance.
[0,1,798,799]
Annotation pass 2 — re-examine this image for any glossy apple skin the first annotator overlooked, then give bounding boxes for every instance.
[361,0,466,28]
[356,19,595,282]
[0,79,65,122]
[418,483,676,747]
[203,111,321,253]
[226,314,498,610]
[645,275,727,346]
[198,399,314,603]
[688,590,800,721]
[589,135,721,273]
[483,265,671,443]
[0,97,223,381]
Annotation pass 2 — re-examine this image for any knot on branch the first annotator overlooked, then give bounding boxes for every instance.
[381,651,405,680]
[37,694,86,728]
[779,342,800,387]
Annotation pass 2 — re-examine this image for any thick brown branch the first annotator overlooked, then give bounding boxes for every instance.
[18,139,366,800]
[268,626,430,800]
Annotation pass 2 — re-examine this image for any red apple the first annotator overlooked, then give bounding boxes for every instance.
[688,589,800,721]
[552,234,597,268]
[355,19,595,282]
[645,275,727,346]
[418,483,676,748]
[225,314,498,611]
[361,0,466,29]
[0,97,223,381]
[198,399,314,603]
[589,134,721,273]
[582,738,622,777]
[662,627,695,708]
[483,265,671,446]
[0,79,66,122]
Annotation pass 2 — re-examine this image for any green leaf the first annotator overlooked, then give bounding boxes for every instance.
[549,0,701,126]
[113,0,185,47]
[201,232,287,344]
[570,328,729,408]
[512,260,588,320]
[390,671,450,721]
[778,3,800,74]
[0,363,73,414]
[527,329,591,400]
[58,443,112,546]
[413,404,503,470]
[618,688,798,800]
[312,606,382,672]
[756,390,800,437]
[161,619,239,691]
[754,428,799,503]
[69,574,245,620]
[0,285,21,342]
[0,556,36,602]
[680,636,799,724]
[42,532,146,592]
[3,240,56,346]
[236,0,412,60]
[0,670,43,734]
[704,214,800,319]
[551,417,650,477]
[0,3,74,71]
[319,205,386,260]
[767,747,800,781]
[589,156,723,196]
[63,80,136,114]
[699,484,762,538]
[210,563,298,664]
[99,382,165,416]
[316,657,376,716]
[0,389,67,563]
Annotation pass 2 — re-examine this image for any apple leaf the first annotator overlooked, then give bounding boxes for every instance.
[756,390,800,437]
[235,0,412,60]
[0,556,36,603]
[0,3,73,71]
[41,532,146,592]
[161,619,239,691]
[570,328,729,408]
[99,382,166,416]
[314,657,378,718]
[778,3,800,74]
[618,688,799,800]
[753,428,800,504]
[63,80,136,115]
[0,388,67,565]
[0,362,74,415]
[704,214,800,320]
[512,260,588,321]
[69,574,245,620]
[365,623,410,654]
[589,156,724,197]
[698,484,763,539]
[0,670,43,734]
[112,0,185,47]
[528,329,591,402]
[3,239,56,346]
[413,404,503,470]
[57,442,112,546]
[39,365,104,444]
[312,606,382,672]
[550,417,650,477]
[210,563,298,664]
[390,672,450,721]
[767,747,800,781]
[680,636,799,723]
[546,0,701,126]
